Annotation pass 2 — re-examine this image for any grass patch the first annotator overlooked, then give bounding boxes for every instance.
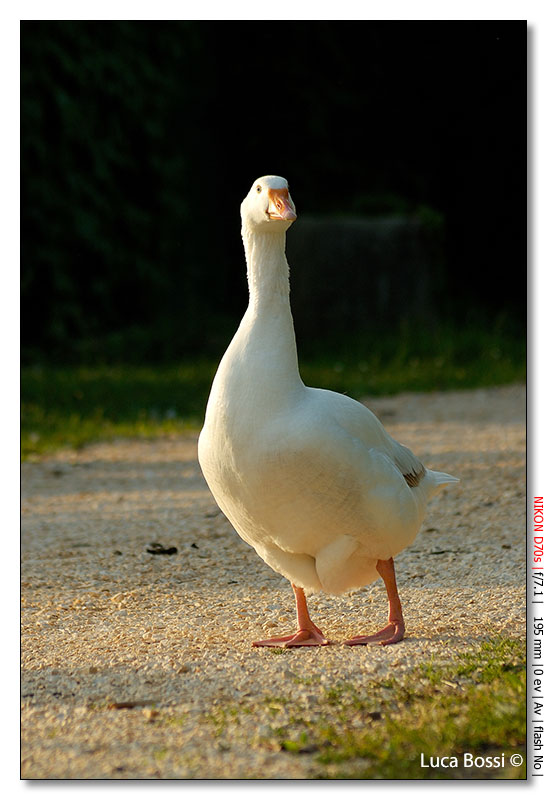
[21,322,524,459]
[299,320,525,397]
[21,361,216,459]
[289,638,526,779]
[214,638,526,780]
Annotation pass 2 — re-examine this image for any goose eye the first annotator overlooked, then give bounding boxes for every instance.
[256,185,262,193]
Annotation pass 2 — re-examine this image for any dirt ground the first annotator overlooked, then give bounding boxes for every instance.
[21,384,525,779]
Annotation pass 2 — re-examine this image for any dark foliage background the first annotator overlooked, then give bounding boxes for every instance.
[21,21,526,364]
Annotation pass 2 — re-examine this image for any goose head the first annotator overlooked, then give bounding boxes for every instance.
[241,175,297,232]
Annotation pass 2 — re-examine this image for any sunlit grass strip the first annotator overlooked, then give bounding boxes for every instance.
[21,325,525,459]
[203,638,525,780]
[312,638,526,779]
[21,362,216,459]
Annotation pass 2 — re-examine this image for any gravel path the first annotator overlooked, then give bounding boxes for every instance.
[21,385,525,779]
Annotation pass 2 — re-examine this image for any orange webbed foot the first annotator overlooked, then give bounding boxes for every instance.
[344,620,405,647]
[253,624,329,648]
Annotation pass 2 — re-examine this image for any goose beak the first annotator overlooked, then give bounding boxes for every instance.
[267,188,297,221]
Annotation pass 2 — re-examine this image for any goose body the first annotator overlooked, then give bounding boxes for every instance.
[198,175,458,646]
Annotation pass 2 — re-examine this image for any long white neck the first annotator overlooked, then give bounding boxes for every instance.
[239,223,302,389]
[243,224,290,311]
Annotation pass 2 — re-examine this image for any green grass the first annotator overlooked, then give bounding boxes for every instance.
[208,638,526,780]
[299,320,525,397]
[21,323,525,460]
[21,361,216,459]
[310,637,527,779]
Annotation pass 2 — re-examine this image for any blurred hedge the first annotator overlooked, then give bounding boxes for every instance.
[21,21,526,364]
[22,22,218,361]
[288,214,446,342]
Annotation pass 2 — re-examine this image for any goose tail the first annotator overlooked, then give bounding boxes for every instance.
[429,470,460,490]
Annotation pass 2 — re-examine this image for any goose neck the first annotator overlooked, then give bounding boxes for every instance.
[243,226,290,310]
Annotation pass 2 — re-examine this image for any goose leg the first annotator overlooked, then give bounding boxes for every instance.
[252,583,329,647]
[344,557,405,646]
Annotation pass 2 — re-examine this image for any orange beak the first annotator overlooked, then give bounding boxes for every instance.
[267,188,297,221]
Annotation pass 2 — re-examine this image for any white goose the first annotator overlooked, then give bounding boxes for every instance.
[198,176,458,647]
